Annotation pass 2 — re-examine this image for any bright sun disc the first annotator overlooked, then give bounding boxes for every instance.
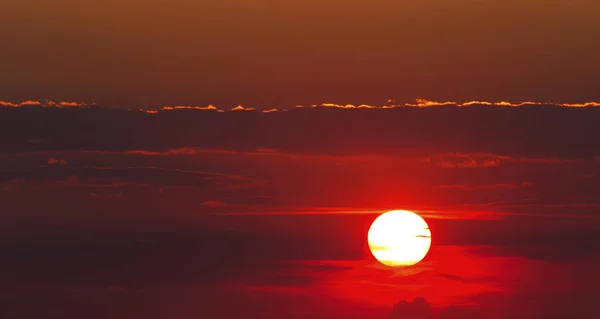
[368,210,432,267]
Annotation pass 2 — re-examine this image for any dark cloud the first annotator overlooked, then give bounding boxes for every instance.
[0,165,265,192]
[467,239,600,262]
[390,297,484,319]
[201,200,227,207]
[424,153,578,169]
[391,297,433,319]
[0,100,89,108]
[47,157,67,165]
[435,273,467,283]
[429,219,600,262]
[435,181,534,190]
[1,104,599,319]
[438,306,484,319]
[1,104,599,218]
[249,274,320,288]
[1,105,600,159]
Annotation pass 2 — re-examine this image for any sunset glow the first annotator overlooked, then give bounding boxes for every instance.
[368,210,432,267]
[2,0,600,317]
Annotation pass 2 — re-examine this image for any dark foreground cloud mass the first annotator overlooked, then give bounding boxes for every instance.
[1,103,599,319]
[391,297,484,319]
[1,102,600,159]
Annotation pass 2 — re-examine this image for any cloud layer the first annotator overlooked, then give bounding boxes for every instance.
[1,101,599,319]
[2,102,600,159]
[3,98,600,112]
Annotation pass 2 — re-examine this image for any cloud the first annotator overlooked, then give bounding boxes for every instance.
[177,99,600,111]
[1,103,600,222]
[0,146,597,220]
[435,273,466,283]
[405,99,458,107]
[436,181,534,190]
[438,306,484,319]
[3,98,600,113]
[47,157,67,165]
[111,147,392,165]
[467,238,600,262]
[230,105,255,111]
[201,200,227,207]
[45,100,89,108]
[390,297,484,319]
[0,165,266,195]
[125,148,201,156]
[297,99,600,110]
[2,99,600,319]
[160,105,219,111]
[1,177,26,191]
[0,100,41,107]
[0,101,18,107]
[0,100,88,108]
[425,153,579,168]
[2,148,585,173]
[3,103,600,161]
[425,153,507,168]
[135,104,257,113]
[248,274,321,288]
[390,297,433,319]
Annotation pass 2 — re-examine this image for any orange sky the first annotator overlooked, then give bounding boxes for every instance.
[2,0,600,107]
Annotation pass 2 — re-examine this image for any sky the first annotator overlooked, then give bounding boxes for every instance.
[1,1,600,318]
[2,0,600,108]
[1,105,599,318]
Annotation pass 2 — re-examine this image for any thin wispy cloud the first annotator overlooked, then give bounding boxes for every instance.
[0,100,90,108]
[2,98,600,113]
[424,153,580,168]
[47,157,68,165]
[1,103,599,222]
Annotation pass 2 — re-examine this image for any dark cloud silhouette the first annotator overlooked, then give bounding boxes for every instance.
[435,274,466,283]
[1,103,599,319]
[391,297,433,319]
[390,297,484,319]
[0,165,265,192]
[1,105,600,159]
[47,157,67,165]
[438,306,484,319]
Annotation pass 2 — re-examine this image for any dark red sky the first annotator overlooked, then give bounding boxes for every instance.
[2,0,600,108]
[1,105,599,318]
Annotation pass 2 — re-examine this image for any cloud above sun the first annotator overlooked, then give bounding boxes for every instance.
[2,99,600,158]
[1,102,599,223]
[2,98,600,113]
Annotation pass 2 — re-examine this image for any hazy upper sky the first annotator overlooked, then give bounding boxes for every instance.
[2,0,600,108]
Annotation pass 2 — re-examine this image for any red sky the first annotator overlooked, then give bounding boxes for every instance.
[1,105,599,318]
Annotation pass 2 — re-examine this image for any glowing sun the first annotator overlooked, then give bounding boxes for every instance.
[368,210,432,267]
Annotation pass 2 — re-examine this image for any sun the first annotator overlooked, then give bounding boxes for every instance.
[368,210,432,267]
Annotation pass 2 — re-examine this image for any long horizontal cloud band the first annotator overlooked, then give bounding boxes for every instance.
[1,104,599,158]
[2,99,600,110]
